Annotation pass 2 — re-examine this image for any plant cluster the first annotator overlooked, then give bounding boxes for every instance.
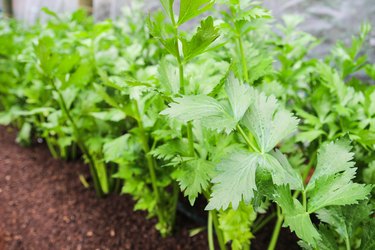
[0,1,374,249]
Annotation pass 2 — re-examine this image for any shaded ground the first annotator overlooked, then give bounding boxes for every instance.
[0,126,299,250]
[0,126,208,250]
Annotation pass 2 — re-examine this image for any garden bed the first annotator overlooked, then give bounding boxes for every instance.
[0,126,206,250]
[1,1,374,248]
[0,126,298,249]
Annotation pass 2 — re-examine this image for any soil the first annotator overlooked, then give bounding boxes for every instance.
[0,126,299,250]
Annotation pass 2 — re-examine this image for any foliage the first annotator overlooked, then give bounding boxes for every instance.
[0,1,374,249]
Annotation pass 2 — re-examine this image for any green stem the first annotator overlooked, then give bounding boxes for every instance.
[39,114,58,159]
[178,58,185,94]
[49,78,103,196]
[176,52,195,160]
[293,152,317,199]
[267,206,284,250]
[169,3,177,27]
[236,124,259,152]
[170,3,185,96]
[134,102,164,226]
[38,114,58,158]
[166,7,194,236]
[212,210,227,250]
[345,234,351,250]
[45,137,58,158]
[187,122,195,156]
[171,10,196,160]
[203,191,226,250]
[136,117,159,203]
[253,212,276,234]
[238,37,249,83]
[208,211,214,250]
[61,144,67,159]
[302,190,307,210]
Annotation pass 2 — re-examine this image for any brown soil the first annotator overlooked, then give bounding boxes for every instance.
[0,126,299,250]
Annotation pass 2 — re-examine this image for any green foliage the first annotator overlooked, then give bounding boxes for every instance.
[274,140,372,247]
[173,159,215,205]
[309,202,375,250]
[241,89,299,153]
[181,16,220,62]
[274,185,321,245]
[219,202,256,250]
[364,161,375,184]
[0,0,374,249]
[207,151,260,210]
[178,0,215,26]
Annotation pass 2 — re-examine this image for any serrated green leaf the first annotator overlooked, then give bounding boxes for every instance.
[161,95,221,121]
[68,62,93,87]
[274,185,321,245]
[316,202,374,249]
[158,57,180,94]
[90,109,126,122]
[161,95,236,133]
[103,134,131,162]
[162,74,253,133]
[284,211,321,246]
[162,37,179,58]
[295,107,321,127]
[150,140,189,160]
[225,73,252,121]
[56,53,80,76]
[147,16,179,57]
[34,36,58,75]
[160,0,175,20]
[307,139,355,189]
[234,6,272,22]
[94,83,120,108]
[262,150,303,190]
[242,89,299,153]
[181,16,219,61]
[173,159,215,205]
[306,140,372,213]
[295,130,325,143]
[307,170,372,213]
[305,224,338,250]
[61,87,78,110]
[177,0,215,26]
[206,151,260,210]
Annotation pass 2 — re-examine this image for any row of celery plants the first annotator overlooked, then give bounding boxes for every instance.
[0,1,375,249]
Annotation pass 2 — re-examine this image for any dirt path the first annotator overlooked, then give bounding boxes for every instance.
[0,126,208,250]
